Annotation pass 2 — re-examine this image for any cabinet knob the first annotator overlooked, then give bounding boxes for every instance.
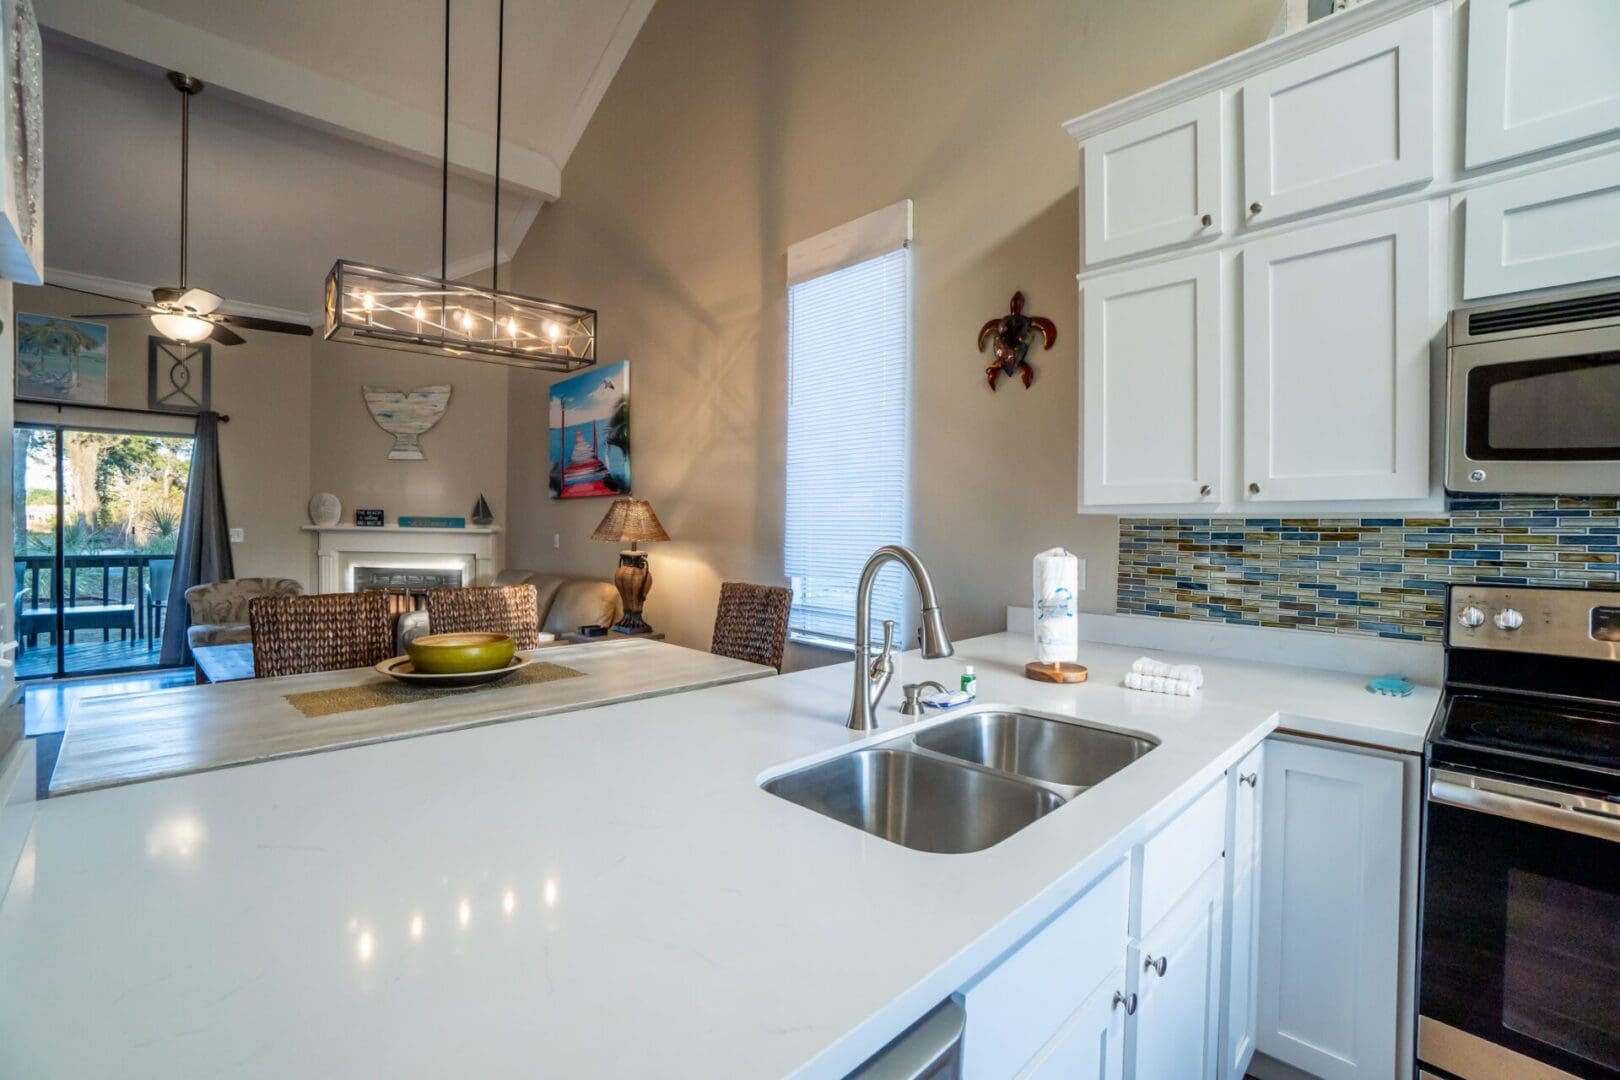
[1240,772,1258,787]
[1112,990,1138,1015]
[1144,954,1168,977]
[1199,212,1213,227]
[1250,201,1263,215]
[1248,482,1261,495]
[1199,484,1211,497]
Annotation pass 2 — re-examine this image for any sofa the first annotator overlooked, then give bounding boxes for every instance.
[184,577,305,649]
[394,569,621,650]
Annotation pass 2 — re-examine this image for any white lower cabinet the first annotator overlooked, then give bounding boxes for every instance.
[1017,967,1129,1080]
[1254,738,1406,1080]
[1130,862,1225,1080]
[1219,744,1264,1080]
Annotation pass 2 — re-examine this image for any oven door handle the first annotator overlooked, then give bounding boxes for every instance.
[1430,768,1620,844]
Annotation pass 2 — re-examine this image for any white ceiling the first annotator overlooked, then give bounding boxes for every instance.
[35,0,653,321]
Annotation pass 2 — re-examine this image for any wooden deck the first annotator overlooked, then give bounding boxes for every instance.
[16,632,170,679]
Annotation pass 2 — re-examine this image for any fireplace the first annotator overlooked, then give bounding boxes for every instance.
[303,524,501,595]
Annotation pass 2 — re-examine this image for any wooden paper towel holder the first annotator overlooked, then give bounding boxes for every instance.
[1025,660,1089,683]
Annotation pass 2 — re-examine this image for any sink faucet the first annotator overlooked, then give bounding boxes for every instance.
[848,545,954,731]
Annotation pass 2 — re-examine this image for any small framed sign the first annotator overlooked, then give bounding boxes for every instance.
[354,508,385,527]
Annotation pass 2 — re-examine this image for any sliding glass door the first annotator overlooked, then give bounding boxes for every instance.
[12,424,193,679]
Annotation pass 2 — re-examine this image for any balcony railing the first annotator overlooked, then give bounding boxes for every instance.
[13,553,177,670]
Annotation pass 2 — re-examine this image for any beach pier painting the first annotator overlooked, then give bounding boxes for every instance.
[548,360,629,498]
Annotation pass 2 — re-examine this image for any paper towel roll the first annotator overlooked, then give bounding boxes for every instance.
[1033,548,1079,663]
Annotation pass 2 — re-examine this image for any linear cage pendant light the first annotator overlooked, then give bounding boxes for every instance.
[323,0,595,371]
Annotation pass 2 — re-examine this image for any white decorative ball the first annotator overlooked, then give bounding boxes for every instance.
[308,492,342,527]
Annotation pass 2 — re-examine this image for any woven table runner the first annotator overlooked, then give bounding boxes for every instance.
[283,661,586,719]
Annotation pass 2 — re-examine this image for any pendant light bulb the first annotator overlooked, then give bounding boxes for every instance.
[545,320,562,342]
[360,291,375,311]
[152,312,213,343]
[504,316,518,337]
[413,302,426,322]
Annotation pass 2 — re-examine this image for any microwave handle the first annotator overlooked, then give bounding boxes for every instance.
[1430,768,1620,844]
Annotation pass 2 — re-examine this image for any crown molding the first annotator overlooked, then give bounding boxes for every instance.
[1061,0,1447,143]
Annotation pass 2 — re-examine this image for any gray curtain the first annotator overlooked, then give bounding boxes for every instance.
[160,411,234,666]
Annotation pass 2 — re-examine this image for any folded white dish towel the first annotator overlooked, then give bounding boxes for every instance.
[1123,671,1197,696]
[1130,655,1203,688]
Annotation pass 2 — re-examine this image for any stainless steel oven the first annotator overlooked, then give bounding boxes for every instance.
[1421,585,1620,1079]
[1447,286,1620,495]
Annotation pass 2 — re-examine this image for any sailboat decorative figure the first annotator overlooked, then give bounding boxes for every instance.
[470,493,494,525]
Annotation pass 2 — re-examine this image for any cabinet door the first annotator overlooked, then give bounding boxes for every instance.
[1256,740,1405,1080]
[1081,255,1223,507]
[1241,202,1432,502]
[1466,0,1620,168]
[1463,148,1620,299]
[1221,745,1264,1080]
[1083,94,1223,265]
[1018,967,1129,1080]
[1242,8,1433,225]
[1132,863,1224,1080]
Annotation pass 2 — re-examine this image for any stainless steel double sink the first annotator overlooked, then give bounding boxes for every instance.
[763,710,1158,854]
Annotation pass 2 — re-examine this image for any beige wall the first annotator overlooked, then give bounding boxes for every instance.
[308,337,508,558]
[504,0,1276,658]
[15,283,314,585]
[14,285,511,587]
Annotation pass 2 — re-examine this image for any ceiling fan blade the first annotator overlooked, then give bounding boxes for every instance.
[214,313,314,336]
[207,323,246,346]
[177,287,222,314]
[73,312,156,320]
[152,286,183,304]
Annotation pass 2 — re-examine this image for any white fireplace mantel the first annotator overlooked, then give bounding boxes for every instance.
[301,525,501,593]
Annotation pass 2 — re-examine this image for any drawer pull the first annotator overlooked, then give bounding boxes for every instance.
[1199,213,1213,227]
[1112,990,1138,1015]
[1250,201,1263,215]
[1240,772,1258,787]
[1199,484,1211,496]
[1144,954,1167,977]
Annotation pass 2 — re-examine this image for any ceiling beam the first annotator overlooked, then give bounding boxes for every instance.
[36,0,562,201]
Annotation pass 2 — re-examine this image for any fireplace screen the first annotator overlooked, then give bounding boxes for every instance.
[352,566,464,595]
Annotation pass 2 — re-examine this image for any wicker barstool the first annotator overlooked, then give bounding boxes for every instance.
[248,591,395,678]
[424,584,541,649]
[710,582,792,672]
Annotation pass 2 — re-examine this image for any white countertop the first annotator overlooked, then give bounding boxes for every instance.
[0,633,1438,1078]
[51,639,771,796]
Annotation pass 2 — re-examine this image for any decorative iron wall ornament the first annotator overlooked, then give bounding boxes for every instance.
[977,291,1056,391]
[147,335,210,413]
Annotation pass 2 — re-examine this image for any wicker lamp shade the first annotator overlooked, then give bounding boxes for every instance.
[591,499,668,636]
[591,499,670,547]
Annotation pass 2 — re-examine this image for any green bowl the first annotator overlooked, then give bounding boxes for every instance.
[406,632,516,675]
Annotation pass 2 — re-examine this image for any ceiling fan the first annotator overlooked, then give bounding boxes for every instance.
[72,71,313,346]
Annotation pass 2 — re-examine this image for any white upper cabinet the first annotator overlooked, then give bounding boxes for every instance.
[1242,202,1432,502]
[1463,148,1620,299]
[1466,0,1620,169]
[1081,254,1223,507]
[1083,95,1223,265]
[1241,9,1434,226]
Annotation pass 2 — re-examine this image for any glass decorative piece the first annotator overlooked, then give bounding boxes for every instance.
[324,260,595,372]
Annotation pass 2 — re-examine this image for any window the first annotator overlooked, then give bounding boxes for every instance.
[784,201,913,647]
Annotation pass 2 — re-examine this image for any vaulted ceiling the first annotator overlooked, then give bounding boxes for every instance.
[35,0,653,321]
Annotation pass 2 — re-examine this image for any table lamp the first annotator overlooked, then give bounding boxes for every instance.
[591,498,671,634]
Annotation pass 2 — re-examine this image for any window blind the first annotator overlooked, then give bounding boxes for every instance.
[785,246,912,645]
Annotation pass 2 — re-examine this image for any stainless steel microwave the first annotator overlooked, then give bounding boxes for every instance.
[1448,285,1620,495]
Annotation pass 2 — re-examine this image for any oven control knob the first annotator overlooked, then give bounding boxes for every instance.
[1456,606,1485,629]
[1494,608,1525,631]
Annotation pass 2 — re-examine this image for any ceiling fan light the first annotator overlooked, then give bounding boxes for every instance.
[152,312,213,343]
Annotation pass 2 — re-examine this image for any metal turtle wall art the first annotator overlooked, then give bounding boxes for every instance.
[978,291,1057,391]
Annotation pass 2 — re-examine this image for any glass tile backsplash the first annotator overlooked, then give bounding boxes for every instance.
[1117,496,1620,642]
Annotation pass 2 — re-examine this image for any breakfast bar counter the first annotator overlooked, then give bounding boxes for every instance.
[47,638,772,796]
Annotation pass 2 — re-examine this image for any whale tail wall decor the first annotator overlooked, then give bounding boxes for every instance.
[363,385,451,460]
